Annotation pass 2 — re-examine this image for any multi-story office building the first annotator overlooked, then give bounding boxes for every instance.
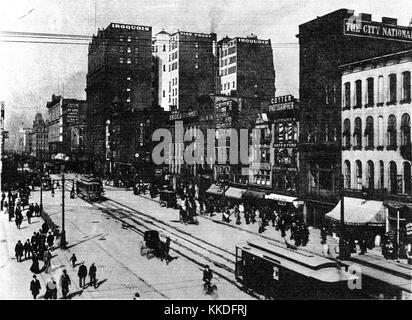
[217,35,276,99]
[153,30,171,111]
[168,31,217,111]
[297,9,412,226]
[46,94,86,159]
[31,113,49,160]
[340,49,412,233]
[86,23,154,173]
[18,127,32,155]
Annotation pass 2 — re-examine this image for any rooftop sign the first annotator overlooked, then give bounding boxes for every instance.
[344,18,412,42]
[110,23,151,31]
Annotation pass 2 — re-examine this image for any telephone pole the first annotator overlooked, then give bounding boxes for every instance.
[61,173,66,249]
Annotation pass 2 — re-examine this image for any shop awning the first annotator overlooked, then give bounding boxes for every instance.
[205,184,226,196]
[325,197,386,226]
[225,187,247,199]
[384,200,412,210]
[243,190,266,199]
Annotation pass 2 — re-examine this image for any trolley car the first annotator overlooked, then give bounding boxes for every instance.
[76,175,103,201]
[235,238,365,299]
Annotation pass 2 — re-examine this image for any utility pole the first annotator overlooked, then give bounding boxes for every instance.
[61,173,66,249]
[339,173,349,260]
[39,171,43,215]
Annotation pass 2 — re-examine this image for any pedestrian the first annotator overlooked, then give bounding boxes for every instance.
[59,270,71,299]
[89,263,97,288]
[24,239,32,259]
[320,225,327,245]
[46,232,54,250]
[41,221,49,234]
[26,207,32,224]
[34,203,40,217]
[15,240,24,262]
[78,262,88,288]
[69,253,77,268]
[43,249,52,272]
[30,254,40,274]
[30,275,41,299]
[45,276,57,300]
[15,210,23,230]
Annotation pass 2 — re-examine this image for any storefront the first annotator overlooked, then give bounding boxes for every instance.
[384,201,412,247]
[265,193,304,218]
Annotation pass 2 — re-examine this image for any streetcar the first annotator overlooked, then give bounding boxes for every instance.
[76,175,104,201]
[235,238,366,299]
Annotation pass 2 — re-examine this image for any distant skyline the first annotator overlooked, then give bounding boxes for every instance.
[1,0,411,146]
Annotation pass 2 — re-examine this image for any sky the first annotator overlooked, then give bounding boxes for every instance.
[0,0,411,147]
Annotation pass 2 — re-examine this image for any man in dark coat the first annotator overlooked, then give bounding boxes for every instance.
[89,263,97,288]
[26,207,33,224]
[60,270,71,299]
[30,275,41,299]
[78,262,87,288]
[41,222,49,234]
[15,240,24,262]
[24,239,32,259]
[69,253,77,268]
[34,203,40,217]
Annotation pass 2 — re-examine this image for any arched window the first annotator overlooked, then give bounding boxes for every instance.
[379,161,384,190]
[367,160,374,189]
[344,160,351,189]
[355,80,362,108]
[378,76,384,104]
[388,74,397,103]
[365,116,374,148]
[354,117,362,147]
[344,82,351,108]
[366,77,374,106]
[343,118,351,147]
[389,161,398,194]
[402,71,411,102]
[378,116,384,146]
[387,115,397,147]
[404,162,411,195]
[401,113,411,146]
[356,160,362,190]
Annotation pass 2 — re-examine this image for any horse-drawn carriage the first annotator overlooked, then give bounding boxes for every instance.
[139,230,171,262]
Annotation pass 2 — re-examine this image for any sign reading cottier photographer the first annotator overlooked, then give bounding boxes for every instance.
[344,18,412,42]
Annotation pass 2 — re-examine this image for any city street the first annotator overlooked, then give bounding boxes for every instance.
[0,183,254,300]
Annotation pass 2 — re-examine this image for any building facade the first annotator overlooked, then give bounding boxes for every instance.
[341,49,412,233]
[168,31,217,111]
[153,30,171,111]
[217,35,276,99]
[31,113,49,160]
[297,9,412,226]
[86,23,154,173]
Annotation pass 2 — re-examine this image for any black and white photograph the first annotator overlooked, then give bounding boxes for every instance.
[0,0,411,303]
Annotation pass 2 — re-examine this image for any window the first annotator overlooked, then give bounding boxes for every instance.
[127,36,131,42]
[233,81,235,88]
[378,116,384,146]
[401,113,411,146]
[163,44,166,52]
[379,161,385,189]
[365,116,374,148]
[119,57,124,64]
[367,77,374,106]
[404,162,412,194]
[343,118,351,147]
[135,47,139,54]
[355,80,362,108]
[389,161,398,194]
[344,82,351,109]
[127,76,131,81]
[119,46,124,53]
[356,160,362,190]
[387,115,397,147]
[378,76,384,104]
[126,58,131,64]
[195,64,198,69]
[367,160,374,189]
[388,74,397,103]
[119,36,123,42]
[163,65,166,72]
[354,117,362,148]
[344,160,351,189]
[126,98,131,103]
[126,88,130,92]
[402,71,411,102]
[127,47,131,53]
[163,90,165,98]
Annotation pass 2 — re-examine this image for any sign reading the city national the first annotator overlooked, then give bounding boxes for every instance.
[344,18,412,42]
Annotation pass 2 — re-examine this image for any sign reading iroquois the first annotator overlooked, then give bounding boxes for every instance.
[110,23,151,31]
[344,18,412,42]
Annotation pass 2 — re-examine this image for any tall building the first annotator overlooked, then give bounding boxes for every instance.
[86,23,154,172]
[18,127,32,154]
[153,30,171,111]
[297,9,412,226]
[46,94,86,159]
[217,35,276,98]
[168,31,217,111]
[31,113,49,160]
